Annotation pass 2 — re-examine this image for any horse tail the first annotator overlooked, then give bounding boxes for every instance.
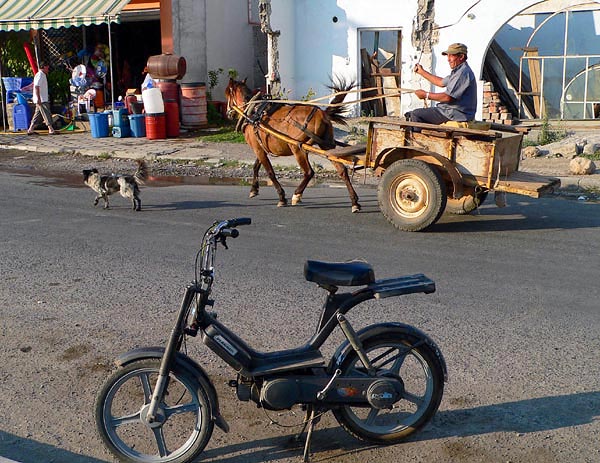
[325,76,355,125]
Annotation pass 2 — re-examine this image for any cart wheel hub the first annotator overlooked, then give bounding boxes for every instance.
[396,178,428,215]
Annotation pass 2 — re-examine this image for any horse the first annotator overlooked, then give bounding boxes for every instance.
[225,78,361,213]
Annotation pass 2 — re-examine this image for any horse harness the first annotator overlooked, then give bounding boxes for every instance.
[240,98,335,153]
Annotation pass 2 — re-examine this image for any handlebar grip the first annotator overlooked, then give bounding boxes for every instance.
[228,217,251,227]
[220,228,239,238]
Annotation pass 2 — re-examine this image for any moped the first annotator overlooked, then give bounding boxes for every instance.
[95,218,447,462]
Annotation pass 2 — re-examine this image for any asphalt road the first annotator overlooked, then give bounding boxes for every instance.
[1,170,599,463]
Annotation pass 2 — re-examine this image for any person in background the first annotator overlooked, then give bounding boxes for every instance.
[405,43,477,124]
[27,61,56,135]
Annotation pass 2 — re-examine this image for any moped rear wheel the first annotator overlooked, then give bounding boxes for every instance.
[95,359,213,463]
[333,333,444,444]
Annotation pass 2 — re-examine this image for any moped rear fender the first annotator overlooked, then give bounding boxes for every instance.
[115,347,230,433]
[330,322,448,382]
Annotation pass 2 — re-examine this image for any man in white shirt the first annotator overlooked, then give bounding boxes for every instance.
[27,62,56,135]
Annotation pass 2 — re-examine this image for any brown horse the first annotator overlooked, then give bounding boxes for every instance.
[225,78,361,212]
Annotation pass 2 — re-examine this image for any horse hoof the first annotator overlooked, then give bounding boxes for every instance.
[352,205,361,213]
[249,191,259,198]
[277,200,287,207]
[291,194,302,205]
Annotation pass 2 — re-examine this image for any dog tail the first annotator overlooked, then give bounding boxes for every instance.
[134,159,148,185]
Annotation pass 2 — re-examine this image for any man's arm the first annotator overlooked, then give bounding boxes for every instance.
[414,64,445,87]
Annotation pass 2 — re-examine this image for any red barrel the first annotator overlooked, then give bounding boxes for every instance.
[157,80,179,103]
[145,113,167,140]
[164,100,180,137]
[146,54,186,80]
[180,82,207,128]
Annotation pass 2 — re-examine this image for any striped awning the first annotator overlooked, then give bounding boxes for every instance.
[0,0,131,32]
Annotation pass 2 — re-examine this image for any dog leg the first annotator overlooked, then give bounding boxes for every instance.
[94,196,100,206]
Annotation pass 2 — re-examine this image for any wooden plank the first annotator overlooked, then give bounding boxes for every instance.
[525,48,541,118]
[493,171,560,197]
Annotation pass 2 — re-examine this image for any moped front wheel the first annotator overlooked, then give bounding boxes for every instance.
[333,332,444,444]
[95,359,213,463]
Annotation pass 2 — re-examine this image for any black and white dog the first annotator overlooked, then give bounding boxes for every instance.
[83,159,148,211]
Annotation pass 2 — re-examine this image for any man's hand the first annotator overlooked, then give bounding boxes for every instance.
[415,89,428,100]
[413,63,424,75]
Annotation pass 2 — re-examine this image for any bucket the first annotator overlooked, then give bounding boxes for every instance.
[164,100,180,137]
[157,80,180,103]
[142,87,164,114]
[128,114,146,137]
[145,113,167,140]
[180,82,207,128]
[146,54,186,80]
[88,112,110,138]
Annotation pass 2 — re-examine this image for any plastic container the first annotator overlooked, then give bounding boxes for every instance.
[145,113,167,140]
[128,114,146,137]
[88,112,110,138]
[146,54,186,80]
[157,80,180,102]
[180,82,207,127]
[164,100,180,137]
[12,104,31,131]
[142,87,164,114]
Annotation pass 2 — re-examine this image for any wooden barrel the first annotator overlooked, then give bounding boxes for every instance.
[180,82,207,128]
[146,54,186,80]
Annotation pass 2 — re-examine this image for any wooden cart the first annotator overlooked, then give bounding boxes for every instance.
[322,118,560,231]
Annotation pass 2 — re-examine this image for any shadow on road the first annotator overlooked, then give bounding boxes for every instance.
[0,431,109,463]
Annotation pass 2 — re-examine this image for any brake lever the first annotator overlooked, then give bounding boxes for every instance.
[218,236,229,249]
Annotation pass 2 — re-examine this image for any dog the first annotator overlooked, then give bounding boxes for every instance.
[83,159,148,211]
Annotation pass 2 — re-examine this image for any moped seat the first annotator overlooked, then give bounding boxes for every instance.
[304,260,375,287]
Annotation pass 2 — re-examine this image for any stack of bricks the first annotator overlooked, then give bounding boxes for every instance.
[481,82,516,125]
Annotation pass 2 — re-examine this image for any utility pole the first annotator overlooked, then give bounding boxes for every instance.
[258,0,281,96]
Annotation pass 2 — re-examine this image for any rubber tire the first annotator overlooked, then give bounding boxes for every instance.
[378,159,447,232]
[445,191,488,215]
[332,332,444,444]
[95,359,214,463]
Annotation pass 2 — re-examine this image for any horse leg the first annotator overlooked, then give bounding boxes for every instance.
[252,149,287,207]
[249,158,261,198]
[331,160,361,213]
[290,145,314,206]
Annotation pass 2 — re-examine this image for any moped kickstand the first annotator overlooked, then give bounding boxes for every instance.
[289,405,322,463]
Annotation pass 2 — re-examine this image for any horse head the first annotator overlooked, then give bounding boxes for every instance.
[225,78,253,120]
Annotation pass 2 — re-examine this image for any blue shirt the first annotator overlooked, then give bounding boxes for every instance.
[436,62,477,121]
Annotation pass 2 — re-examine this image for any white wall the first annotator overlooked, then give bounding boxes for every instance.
[271,0,559,117]
[205,0,257,101]
[172,0,256,101]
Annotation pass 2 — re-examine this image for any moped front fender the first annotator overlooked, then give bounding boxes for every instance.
[115,346,229,433]
[330,322,448,382]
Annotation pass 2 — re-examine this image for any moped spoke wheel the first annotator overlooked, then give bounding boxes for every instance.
[95,359,213,463]
[333,334,444,444]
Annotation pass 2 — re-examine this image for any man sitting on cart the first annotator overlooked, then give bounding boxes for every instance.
[406,43,476,125]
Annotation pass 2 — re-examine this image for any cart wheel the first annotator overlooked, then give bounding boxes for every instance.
[378,159,447,232]
[445,190,488,215]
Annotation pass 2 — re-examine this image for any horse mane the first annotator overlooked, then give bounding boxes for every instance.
[325,76,355,125]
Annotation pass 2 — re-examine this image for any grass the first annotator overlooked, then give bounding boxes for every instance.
[199,126,246,143]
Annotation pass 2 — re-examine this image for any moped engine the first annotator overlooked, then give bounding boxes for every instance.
[367,379,404,409]
[259,378,300,410]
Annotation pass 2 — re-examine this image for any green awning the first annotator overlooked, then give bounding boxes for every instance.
[0,0,131,32]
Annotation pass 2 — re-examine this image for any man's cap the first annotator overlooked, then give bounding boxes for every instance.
[442,43,468,56]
